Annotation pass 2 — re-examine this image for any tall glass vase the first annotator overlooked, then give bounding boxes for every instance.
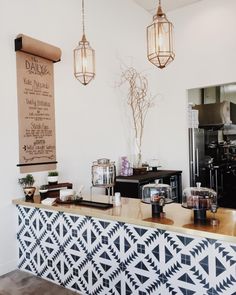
[133,152,142,168]
[133,137,142,168]
[132,138,147,175]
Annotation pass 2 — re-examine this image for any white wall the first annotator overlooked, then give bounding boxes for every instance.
[143,0,236,178]
[0,0,152,275]
[1,0,236,276]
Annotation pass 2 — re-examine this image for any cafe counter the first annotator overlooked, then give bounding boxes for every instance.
[13,195,236,295]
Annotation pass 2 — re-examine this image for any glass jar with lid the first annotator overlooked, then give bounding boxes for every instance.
[91,158,116,187]
[182,182,217,223]
[142,180,173,217]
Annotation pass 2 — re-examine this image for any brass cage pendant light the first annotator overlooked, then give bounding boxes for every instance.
[74,0,95,85]
[147,0,175,69]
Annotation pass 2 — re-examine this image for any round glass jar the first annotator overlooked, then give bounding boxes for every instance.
[142,180,173,205]
[142,180,173,217]
[91,158,116,186]
[182,183,217,211]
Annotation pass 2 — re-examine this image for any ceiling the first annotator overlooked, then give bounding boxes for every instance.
[133,0,202,14]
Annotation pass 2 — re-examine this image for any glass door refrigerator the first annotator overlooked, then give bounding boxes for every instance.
[189,127,206,186]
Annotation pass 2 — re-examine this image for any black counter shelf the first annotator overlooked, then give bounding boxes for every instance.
[115,170,182,202]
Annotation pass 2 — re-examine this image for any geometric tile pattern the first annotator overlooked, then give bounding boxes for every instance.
[17,205,236,295]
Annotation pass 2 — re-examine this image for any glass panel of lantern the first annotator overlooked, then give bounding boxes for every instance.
[74,37,95,85]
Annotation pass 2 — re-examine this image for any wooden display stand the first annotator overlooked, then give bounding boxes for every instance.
[42,182,73,199]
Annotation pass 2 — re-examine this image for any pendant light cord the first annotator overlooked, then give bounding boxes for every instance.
[82,0,85,36]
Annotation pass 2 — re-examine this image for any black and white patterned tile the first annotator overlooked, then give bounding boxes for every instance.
[17,205,39,276]
[89,217,123,295]
[16,205,236,295]
[61,213,91,294]
[36,209,63,285]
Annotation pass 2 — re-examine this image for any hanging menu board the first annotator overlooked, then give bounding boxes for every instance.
[15,34,61,173]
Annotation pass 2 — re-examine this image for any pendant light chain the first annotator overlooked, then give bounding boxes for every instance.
[73,0,96,85]
[82,0,85,36]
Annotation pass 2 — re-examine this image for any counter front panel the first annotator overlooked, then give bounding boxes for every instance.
[16,204,236,295]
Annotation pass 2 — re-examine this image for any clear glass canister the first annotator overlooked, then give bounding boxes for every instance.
[182,183,217,211]
[142,180,173,206]
[92,158,116,186]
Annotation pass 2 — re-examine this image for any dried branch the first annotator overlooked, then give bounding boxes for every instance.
[118,67,154,167]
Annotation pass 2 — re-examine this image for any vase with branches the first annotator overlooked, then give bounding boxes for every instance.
[119,67,154,170]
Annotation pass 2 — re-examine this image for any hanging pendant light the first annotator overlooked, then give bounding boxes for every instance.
[74,0,95,85]
[147,0,175,69]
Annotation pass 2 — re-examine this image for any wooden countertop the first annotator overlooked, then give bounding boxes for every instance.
[13,195,236,243]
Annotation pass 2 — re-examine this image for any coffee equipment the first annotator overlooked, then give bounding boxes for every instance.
[182,183,217,224]
[188,84,236,209]
[142,180,173,217]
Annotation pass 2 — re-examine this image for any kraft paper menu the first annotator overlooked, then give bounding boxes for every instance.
[15,35,61,172]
